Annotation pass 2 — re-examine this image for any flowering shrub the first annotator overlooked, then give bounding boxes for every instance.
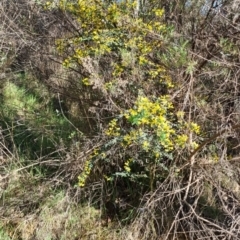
[78,95,200,190]
[47,1,200,191]
[49,0,173,94]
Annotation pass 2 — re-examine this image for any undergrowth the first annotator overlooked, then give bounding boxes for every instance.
[1,0,240,239]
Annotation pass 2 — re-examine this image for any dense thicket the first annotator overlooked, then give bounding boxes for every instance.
[1,0,240,239]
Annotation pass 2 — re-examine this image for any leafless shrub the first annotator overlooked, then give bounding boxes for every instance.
[129,158,240,239]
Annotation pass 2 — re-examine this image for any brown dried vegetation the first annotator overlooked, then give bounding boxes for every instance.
[1,0,240,239]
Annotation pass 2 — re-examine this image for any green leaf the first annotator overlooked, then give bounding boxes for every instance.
[114,172,130,177]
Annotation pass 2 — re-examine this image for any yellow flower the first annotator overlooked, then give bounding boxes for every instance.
[190,122,200,134]
[104,175,112,181]
[154,8,164,17]
[142,140,150,151]
[176,111,184,120]
[154,151,160,158]
[175,134,188,147]
[82,78,92,86]
[140,118,149,124]
[105,119,120,137]
[124,165,131,172]
[191,142,199,150]
[139,56,148,65]
[124,158,133,172]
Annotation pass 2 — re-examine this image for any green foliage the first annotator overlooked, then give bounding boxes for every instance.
[162,39,190,68]
[0,229,11,240]
[0,75,76,159]
[220,37,238,56]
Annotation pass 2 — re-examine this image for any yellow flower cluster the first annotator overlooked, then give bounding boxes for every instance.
[139,56,149,65]
[161,74,175,88]
[78,148,99,187]
[78,97,200,187]
[124,96,173,125]
[154,8,165,17]
[104,81,114,91]
[112,64,124,77]
[123,96,176,152]
[82,78,92,86]
[54,0,166,81]
[190,122,200,134]
[103,174,112,182]
[176,111,185,120]
[105,119,120,137]
[124,158,133,172]
[78,160,92,187]
[175,134,188,147]
[63,58,71,68]
[52,0,172,97]
[191,142,199,150]
[123,129,139,145]
[142,140,150,152]
[121,95,200,153]
[148,67,166,78]
[44,1,54,10]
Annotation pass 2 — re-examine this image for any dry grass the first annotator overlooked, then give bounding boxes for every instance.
[0,165,131,240]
